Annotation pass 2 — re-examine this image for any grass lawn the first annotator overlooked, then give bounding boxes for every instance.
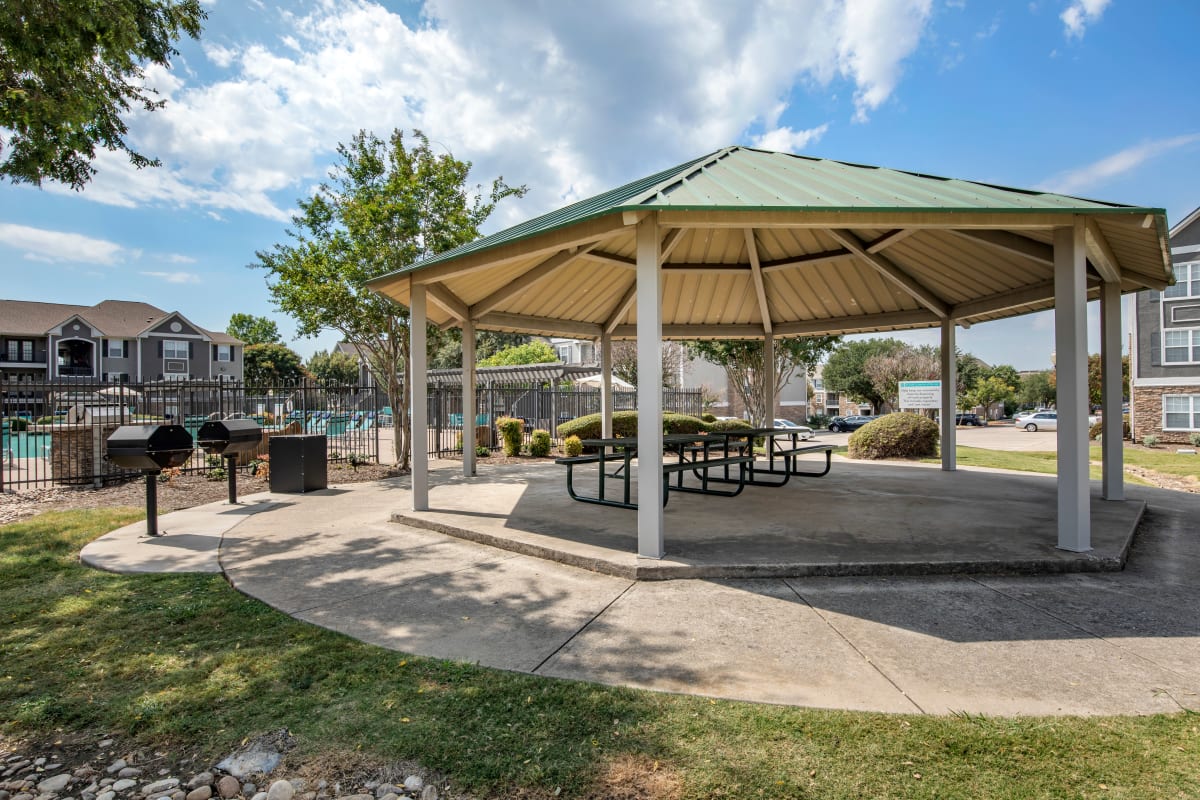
[920,445,1200,487]
[2,510,1198,799]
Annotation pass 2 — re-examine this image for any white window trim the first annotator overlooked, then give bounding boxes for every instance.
[106,340,124,358]
[163,340,189,360]
[1162,326,1200,365]
[1162,394,1200,431]
[215,344,233,362]
[1164,262,1199,300]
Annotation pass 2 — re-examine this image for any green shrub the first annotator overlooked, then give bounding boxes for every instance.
[206,466,227,481]
[4,416,30,432]
[35,416,55,425]
[1142,434,1160,448]
[475,445,491,458]
[529,429,552,457]
[563,435,583,457]
[700,413,717,423]
[848,412,939,460]
[807,413,831,429]
[1190,433,1200,448]
[556,411,708,440]
[496,416,524,457]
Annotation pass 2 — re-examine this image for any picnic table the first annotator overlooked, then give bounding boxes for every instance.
[555,429,835,510]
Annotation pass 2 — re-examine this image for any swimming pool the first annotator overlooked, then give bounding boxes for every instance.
[8,432,51,459]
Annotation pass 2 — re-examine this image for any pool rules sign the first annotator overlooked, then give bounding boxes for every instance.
[899,380,941,410]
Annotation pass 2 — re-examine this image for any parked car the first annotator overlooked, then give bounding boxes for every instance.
[1018,411,1057,431]
[828,415,875,432]
[773,419,815,440]
[955,413,983,426]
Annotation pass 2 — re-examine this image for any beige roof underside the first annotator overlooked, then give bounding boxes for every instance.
[373,210,1170,340]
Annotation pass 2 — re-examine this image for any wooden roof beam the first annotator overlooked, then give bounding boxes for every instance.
[581,250,636,269]
[774,310,940,336]
[659,227,685,260]
[948,229,1053,265]
[866,228,916,253]
[744,229,772,334]
[951,276,1100,320]
[426,284,470,323]
[603,280,638,334]
[610,323,767,339]
[760,248,853,273]
[1085,218,1122,284]
[470,242,600,317]
[826,229,949,318]
[475,312,603,339]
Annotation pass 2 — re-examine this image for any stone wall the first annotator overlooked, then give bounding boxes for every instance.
[1131,385,1200,444]
[48,423,125,485]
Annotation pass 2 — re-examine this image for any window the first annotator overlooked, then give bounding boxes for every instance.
[216,345,232,362]
[1164,262,1199,299]
[812,378,825,392]
[163,340,188,359]
[107,340,124,358]
[1163,395,1200,430]
[555,344,572,362]
[6,340,34,361]
[1164,328,1200,363]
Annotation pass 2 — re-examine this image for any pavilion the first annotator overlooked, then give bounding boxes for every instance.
[368,146,1172,560]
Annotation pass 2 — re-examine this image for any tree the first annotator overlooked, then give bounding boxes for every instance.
[611,341,689,389]
[307,349,360,385]
[863,345,939,410]
[252,129,524,470]
[429,330,529,369]
[0,0,205,189]
[226,313,281,346]
[243,343,305,386]
[965,375,1016,418]
[1086,354,1130,407]
[1020,371,1056,408]
[685,336,841,424]
[477,341,557,367]
[821,338,907,412]
[987,364,1022,394]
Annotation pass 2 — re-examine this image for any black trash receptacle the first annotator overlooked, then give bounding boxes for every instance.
[269,434,328,493]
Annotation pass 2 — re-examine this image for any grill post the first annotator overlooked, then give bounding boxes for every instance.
[146,472,160,537]
[226,454,238,504]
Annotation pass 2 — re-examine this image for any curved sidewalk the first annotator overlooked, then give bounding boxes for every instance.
[82,470,1200,716]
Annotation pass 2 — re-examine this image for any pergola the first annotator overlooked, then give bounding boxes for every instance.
[368,146,1172,559]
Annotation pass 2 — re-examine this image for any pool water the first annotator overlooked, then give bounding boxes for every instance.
[8,432,51,459]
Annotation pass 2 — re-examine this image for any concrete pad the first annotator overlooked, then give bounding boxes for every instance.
[80,496,278,574]
[538,578,920,712]
[789,576,1200,715]
[293,553,631,672]
[393,461,1144,579]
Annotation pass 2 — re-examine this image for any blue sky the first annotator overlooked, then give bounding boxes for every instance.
[1,0,1197,370]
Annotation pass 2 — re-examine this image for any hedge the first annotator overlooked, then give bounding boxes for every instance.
[848,412,939,460]
[557,411,751,440]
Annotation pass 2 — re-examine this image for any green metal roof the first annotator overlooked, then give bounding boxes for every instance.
[371,145,1163,283]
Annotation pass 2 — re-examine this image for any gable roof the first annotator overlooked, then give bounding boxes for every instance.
[0,298,242,343]
[371,145,1166,283]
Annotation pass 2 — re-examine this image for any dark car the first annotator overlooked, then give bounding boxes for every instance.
[955,413,983,426]
[828,415,875,432]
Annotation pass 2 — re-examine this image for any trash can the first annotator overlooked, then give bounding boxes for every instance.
[268,434,328,493]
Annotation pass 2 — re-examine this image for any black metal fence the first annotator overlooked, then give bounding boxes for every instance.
[425,385,704,457]
[1,378,384,490]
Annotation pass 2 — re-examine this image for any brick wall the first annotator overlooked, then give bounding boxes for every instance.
[49,423,125,485]
[1131,385,1200,444]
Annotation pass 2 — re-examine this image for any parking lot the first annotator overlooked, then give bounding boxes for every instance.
[814,420,1061,452]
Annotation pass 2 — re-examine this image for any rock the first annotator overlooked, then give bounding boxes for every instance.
[0,791,9,800]
[418,790,437,800]
[373,787,400,800]
[82,793,96,800]
[169,790,185,800]
[214,732,292,781]
[98,782,113,789]
[11,794,32,800]
[97,793,115,800]
[264,782,291,800]
[185,787,212,800]
[141,780,179,797]
[401,778,423,795]
[376,794,396,800]
[32,762,44,770]
[298,794,313,800]
[109,781,135,793]
[113,772,139,782]
[184,776,210,793]
[97,742,114,750]
[37,775,71,794]
[215,777,239,800]
[249,793,266,800]
[338,795,373,800]
[239,787,254,798]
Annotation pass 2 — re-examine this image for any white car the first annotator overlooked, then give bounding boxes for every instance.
[773,418,815,440]
[1017,411,1098,432]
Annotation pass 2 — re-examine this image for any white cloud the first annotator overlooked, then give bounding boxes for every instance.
[1039,134,1200,195]
[72,0,935,225]
[163,253,197,264]
[0,223,126,265]
[753,124,830,153]
[140,271,201,284]
[1060,0,1110,39]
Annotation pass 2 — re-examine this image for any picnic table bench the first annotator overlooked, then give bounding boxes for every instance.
[556,435,754,510]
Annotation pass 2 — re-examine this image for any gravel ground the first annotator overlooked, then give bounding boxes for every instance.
[0,463,402,527]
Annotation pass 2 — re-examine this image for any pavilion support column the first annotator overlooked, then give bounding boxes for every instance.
[1100,280,1124,501]
[940,319,957,471]
[599,332,614,439]
[1054,220,1090,552]
[636,215,664,559]
[410,280,429,511]
[462,317,476,477]
[762,333,776,427]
